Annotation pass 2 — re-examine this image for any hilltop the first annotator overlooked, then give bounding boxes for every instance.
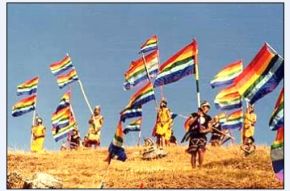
[7,145,282,189]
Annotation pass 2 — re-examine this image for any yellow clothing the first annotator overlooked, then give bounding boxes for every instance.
[155,108,171,136]
[88,125,100,141]
[31,125,45,153]
[243,112,257,138]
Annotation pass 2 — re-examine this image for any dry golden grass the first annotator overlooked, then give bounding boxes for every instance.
[7,145,283,189]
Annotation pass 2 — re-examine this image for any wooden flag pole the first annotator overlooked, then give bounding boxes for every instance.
[193,39,201,108]
[137,126,142,146]
[157,46,164,99]
[31,77,39,150]
[78,79,94,115]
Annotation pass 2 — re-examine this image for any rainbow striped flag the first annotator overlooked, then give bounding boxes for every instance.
[154,40,198,87]
[271,127,284,182]
[139,35,158,54]
[269,88,284,131]
[233,43,284,104]
[12,94,37,117]
[217,112,227,125]
[127,82,155,108]
[123,118,142,134]
[210,60,243,88]
[17,77,39,96]
[52,121,76,142]
[56,91,71,111]
[108,120,127,161]
[56,68,79,89]
[215,88,242,110]
[120,106,142,123]
[222,109,243,129]
[124,50,159,90]
[50,55,73,76]
[51,106,71,129]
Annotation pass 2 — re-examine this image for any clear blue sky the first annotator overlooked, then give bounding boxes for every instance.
[7,3,283,150]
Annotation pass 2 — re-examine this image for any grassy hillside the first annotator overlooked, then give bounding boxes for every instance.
[7,145,283,189]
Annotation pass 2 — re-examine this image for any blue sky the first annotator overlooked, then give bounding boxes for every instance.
[7,3,283,150]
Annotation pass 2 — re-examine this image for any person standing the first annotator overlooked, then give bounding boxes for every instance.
[183,101,212,168]
[154,98,172,148]
[87,105,104,148]
[241,104,257,155]
[31,116,46,153]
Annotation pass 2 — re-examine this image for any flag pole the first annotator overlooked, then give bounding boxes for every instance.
[31,77,39,150]
[157,45,164,99]
[141,53,159,109]
[193,39,201,108]
[78,79,93,115]
[137,126,142,146]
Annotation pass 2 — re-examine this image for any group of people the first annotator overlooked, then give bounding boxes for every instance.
[30,99,257,169]
[181,101,257,168]
[30,105,104,153]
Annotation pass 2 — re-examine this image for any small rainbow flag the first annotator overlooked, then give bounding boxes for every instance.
[222,109,243,129]
[56,68,79,89]
[17,77,39,96]
[154,40,198,87]
[127,82,155,108]
[124,50,159,90]
[50,55,73,76]
[139,35,158,54]
[56,91,71,112]
[51,106,71,129]
[12,94,37,117]
[210,60,243,88]
[270,127,284,183]
[108,120,127,162]
[120,106,142,123]
[233,43,284,104]
[123,117,142,134]
[269,88,284,131]
[52,121,76,142]
[215,88,242,110]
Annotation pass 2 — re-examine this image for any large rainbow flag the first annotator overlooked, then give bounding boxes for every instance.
[50,55,73,76]
[56,68,79,89]
[154,40,198,87]
[270,127,284,183]
[120,106,142,123]
[215,88,242,110]
[17,77,39,96]
[139,35,158,54]
[210,60,243,88]
[126,82,155,108]
[234,43,283,104]
[108,120,127,162]
[222,109,243,129]
[123,117,142,134]
[124,50,158,90]
[12,94,37,117]
[51,106,75,142]
[269,88,284,131]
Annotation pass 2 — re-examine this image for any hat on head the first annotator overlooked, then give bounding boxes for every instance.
[95,105,100,110]
[201,101,211,108]
[36,117,42,123]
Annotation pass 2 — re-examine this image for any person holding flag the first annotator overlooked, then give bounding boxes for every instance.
[182,101,212,168]
[87,105,104,148]
[31,116,46,153]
